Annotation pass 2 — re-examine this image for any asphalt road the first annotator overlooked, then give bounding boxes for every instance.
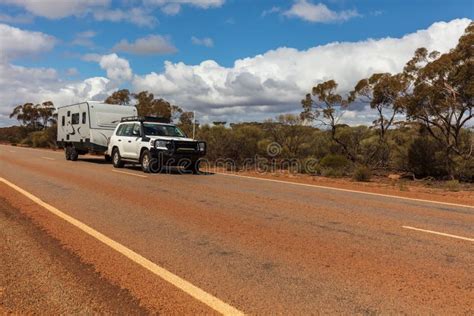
[0,144,473,314]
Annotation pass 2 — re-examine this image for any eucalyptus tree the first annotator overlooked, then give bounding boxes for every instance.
[399,22,473,176]
[301,80,356,162]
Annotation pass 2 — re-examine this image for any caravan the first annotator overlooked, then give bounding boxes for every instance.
[57,101,137,161]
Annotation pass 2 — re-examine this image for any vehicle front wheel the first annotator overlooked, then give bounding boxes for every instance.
[112,148,124,168]
[141,149,160,173]
[185,160,201,174]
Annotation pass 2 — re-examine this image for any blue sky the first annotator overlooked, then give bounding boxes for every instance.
[0,0,472,125]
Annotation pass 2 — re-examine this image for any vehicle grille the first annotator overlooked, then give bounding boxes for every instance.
[172,141,198,153]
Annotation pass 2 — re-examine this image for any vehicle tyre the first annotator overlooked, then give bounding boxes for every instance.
[112,148,124,168]
[185,160,200,174]
[70,147,79,161]
[65,147,71,160]
[141,149,160,173]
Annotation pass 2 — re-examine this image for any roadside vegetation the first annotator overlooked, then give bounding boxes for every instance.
[2,23,472,183]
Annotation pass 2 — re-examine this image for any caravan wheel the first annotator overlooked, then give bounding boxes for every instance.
[65,147,71,160]
[70,147,78,161]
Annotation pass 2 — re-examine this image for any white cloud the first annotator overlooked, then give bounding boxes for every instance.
[0,12,33,24]
[161,3,181,15]
[283,0,360,23]
[113,35,177,55]
[82,53,102,62]
[66,67,79,76]
[132,18,471,123]
[0,61,116,126]
[144,0,225,15]
[0,25,120,126]
[93,7,158,28]
[0,23,56,61]
[0,0,110,19]
[191,36,214,47]
[71,30,97,47]
[0,0,156,27]
[82,53,133,82]
[97,53,133,82]
[261,6,281,17]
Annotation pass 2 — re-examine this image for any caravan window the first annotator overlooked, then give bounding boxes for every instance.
[61,116,65,126]
[82,112,87,124]
[71,113,80,125]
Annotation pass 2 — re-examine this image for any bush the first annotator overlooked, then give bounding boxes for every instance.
[320,154,350,169]
[455,157,474,183]
[353,166,371,182]
[298,157,321,175]
[22,127,57,148]
[408,137,447,178]
[444,180,460,192]
[319,154,350,177]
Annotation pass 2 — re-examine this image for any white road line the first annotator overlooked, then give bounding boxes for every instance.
[402,226,474,242]
[0,177,243,315]
[41,157,55,161]
[8,150,16,153]
[111,170,148,178]
[214,172,474,209]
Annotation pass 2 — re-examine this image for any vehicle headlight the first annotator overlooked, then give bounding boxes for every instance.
[198,142,206,152]
[156,140,169,148]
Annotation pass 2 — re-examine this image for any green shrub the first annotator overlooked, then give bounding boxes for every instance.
[444,180,460,192]
[455,157,474,183]
[319,154,350,177]
[23,127,56,148]
[352,166,371,182]
[408,137,447,178]
[320,154,350,169]
[298,158,321,175]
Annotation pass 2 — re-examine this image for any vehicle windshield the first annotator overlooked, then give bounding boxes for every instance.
[143,123,186,137]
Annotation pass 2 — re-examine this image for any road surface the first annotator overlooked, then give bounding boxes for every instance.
[0,144,473,314]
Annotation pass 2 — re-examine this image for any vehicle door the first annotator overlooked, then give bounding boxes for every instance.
[122,123,141,159]
[111,123,127,155]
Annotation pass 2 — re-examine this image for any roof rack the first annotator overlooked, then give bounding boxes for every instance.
[120,116,170,123]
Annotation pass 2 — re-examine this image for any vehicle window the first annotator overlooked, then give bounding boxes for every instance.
[132,124,141,136]
[122,124,135,137]
[82,112,86,124]
[143,123,186,137]
[116,124,125,136]
[71,113,80,125]
[61,116,65,126]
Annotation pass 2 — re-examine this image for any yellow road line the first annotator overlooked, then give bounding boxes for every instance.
[111,169,148,178]
[41,157,55,160]
[214,172,474,209]
[402,226,474,242]
[0,177,244,315]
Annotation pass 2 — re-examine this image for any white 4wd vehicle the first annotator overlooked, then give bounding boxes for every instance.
[107,116,206,173]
